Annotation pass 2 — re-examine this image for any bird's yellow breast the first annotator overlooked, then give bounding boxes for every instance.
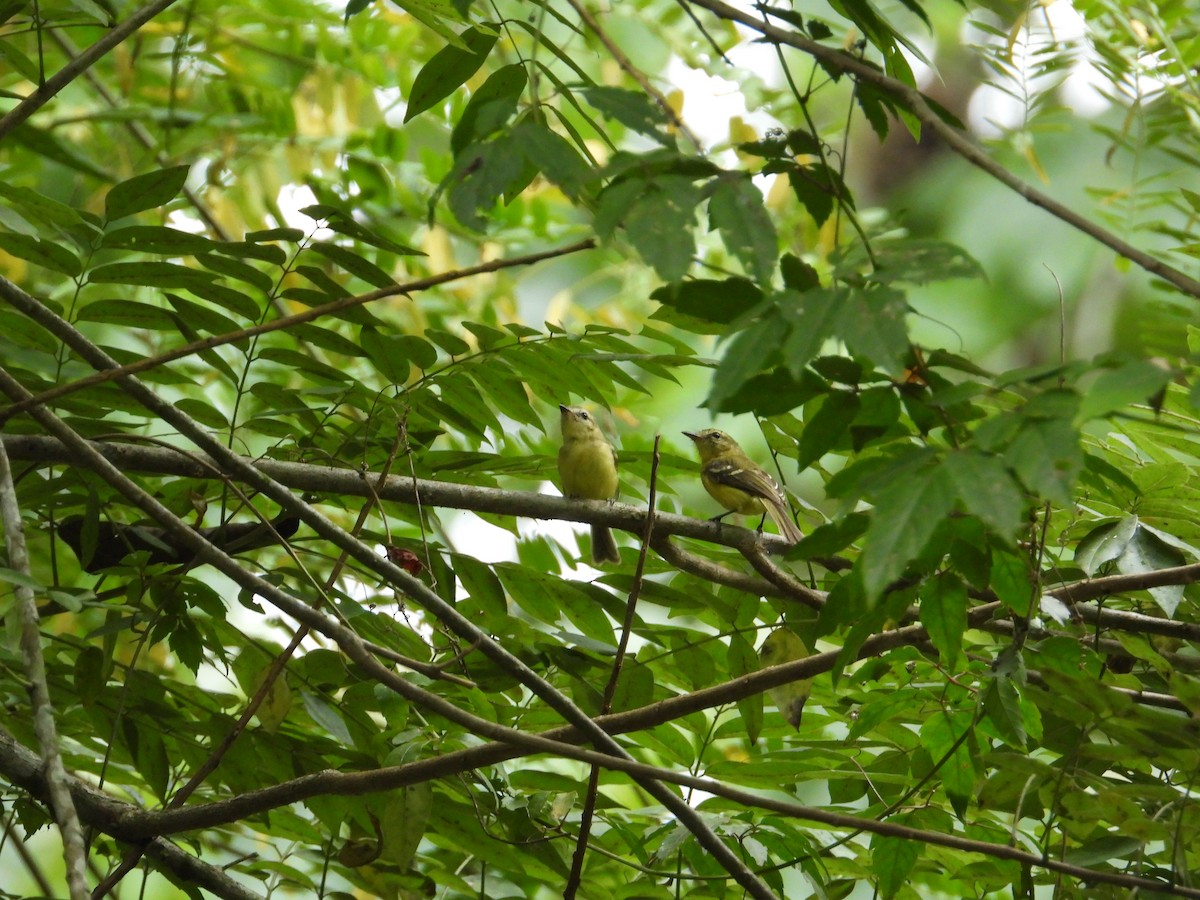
[558,439,618,501]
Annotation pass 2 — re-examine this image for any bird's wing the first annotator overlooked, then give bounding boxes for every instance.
[704,459,787,504]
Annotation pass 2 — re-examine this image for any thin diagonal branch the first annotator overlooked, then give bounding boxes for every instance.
[564,0,703,150]
[0,355,777,899]
[0,0,180,140]
[565,434,663,898]
[0,239,596,424]
[0,441,88,899]
[47,29,231,241]
[683,0,1200,301]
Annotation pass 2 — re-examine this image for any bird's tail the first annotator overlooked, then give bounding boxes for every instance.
[591,524,620,564]
[765,500,803,544]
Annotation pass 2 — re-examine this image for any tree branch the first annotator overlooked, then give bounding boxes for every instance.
[0,0,180,140]
[0,367,778,899]
[0,442,88,899]
[0,239,598,424]
[2,433,797,558]
[682,0,1200,301]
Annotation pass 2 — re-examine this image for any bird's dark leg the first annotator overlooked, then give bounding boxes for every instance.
[708,511,734,526]
[756,513,767,534]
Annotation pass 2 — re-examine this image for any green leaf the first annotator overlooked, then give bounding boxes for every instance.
[451,64,527,155]
[196,253,274,294]
[0,39,41,83]
[849,385,901,449]
[780,253,821,292]
[174,397,230,429]
[779,287,845,374]
[0,232,81,276]
[796,391,859,470]
[290,322,370,358]
[187,281,261,320]
[865,239,984,286]
[920,573,966,670]
[705,313,785,411]
[650,278,763,333]
[445,133,530,230]
[391,0,473,48]
[1076,360,1172,424]
[301,691,355,744]
[919,711,975,818]
[466,361,540,427]
[840,287,909,374]
[0,183,86,230]
[246,227,305,243]
[708,175,777,283]
[1076,516,1188,616]
[361,329,438,382]
[789,513,869,559]
[379,783,433,867]
[871,834,921,900]
[861,454,955,599]
[716,366,824,416]
[942,450,1026,538]
[1005,417,1083,506]
[1075,516,1138,575]
[309,242,397,288]
[405,25,498,122]
[582,86,671,143]
[1062,836,1146,868]
[101,225,216,255]
[76,299,180,330]
[514,118,592,202]
[104,165,191,221]
[426,328,471,356]
[981,676,1026,749]
[855,81,893,140]
[122,719,169,801]
[990,551,1031,616]
[454,554,508,620]
[88,261,216,289]
[624,176,702,281]
[160,294,237,336]
[787,164,837,225]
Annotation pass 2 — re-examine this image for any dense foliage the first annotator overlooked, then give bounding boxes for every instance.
[1,0,1199,897]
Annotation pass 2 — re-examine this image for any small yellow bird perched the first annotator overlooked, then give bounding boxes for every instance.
[758,627,814,729]
[683,428,803,543]
[558,405,620,564]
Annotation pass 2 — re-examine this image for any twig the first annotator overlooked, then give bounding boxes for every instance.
[0,239,597,424]
[564,434,662,898]
[0,0,180,140]
[0,362,778,899]
[91,423,407,898]
[47,29,231,241]
[682,0,1200,301]
[0,441,89,899]
[4,708,1197,897]
[564,0,704,150]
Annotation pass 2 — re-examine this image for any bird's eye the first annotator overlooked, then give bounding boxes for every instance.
[580,412,591,420]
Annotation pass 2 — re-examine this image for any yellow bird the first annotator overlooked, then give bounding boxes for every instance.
[558,405,620,564]
[759,627,814,728]
[683,428,802,543]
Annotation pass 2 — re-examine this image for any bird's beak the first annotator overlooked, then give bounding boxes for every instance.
[682,431,699,442]
[559,404,570,414]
